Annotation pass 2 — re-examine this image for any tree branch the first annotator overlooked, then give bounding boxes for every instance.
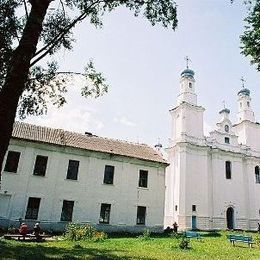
[59,0,66,17]
[31,0,101,66]
[30,13,87,67]
[23,0,29,19]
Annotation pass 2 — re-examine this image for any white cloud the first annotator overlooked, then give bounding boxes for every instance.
[113,115,137,127]
[23,88,105,135]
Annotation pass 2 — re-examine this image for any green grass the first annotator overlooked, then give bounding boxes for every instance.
[0,231,260,259]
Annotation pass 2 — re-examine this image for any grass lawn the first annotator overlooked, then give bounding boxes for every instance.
[0,231,260,259]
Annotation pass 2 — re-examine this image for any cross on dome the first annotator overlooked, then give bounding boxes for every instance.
[240,77,246,88]
[185,56,191,69]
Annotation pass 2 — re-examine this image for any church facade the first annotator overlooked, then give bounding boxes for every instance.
[164,67,260,231]
[0,122,167,232]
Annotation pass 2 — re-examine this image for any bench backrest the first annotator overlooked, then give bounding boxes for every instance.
[227,234,252,242]
[185,231,199,237]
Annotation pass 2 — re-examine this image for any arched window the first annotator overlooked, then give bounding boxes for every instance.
[226,161,231,179]
[255,166,260,184]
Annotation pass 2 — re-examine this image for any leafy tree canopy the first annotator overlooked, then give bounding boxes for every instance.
[241,0,260,71]
[0,0,178,119]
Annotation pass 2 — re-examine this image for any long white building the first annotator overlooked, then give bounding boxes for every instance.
[165,67,260,231]
[0,122,167,232]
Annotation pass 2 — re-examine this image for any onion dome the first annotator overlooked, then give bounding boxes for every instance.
[238,88,250,96]
[181,68,195,78]
[219,108,230,114]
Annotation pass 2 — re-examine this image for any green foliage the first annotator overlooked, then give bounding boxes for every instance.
[179,236,190,249]
[241,0,260,70]
[138,229,152,240]
[0,0,178,119]
[64,223,107,242]
[170,231,182,239]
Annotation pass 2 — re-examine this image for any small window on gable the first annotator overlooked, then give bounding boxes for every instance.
[4,151,20,173]
[189,82,192,88]
[33,155,48,176]
[226,161,232,179]
[225,125,229,133]
[103,165,114,184]
[139,170,148,188]
[60,200,74,221]
[136,206,146,225]
[225,137,230,144]
[66,160,79,180]
[255,166,260,184]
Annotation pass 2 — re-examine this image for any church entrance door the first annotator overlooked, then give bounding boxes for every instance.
[226,207,234,229]
[191,216,197,230]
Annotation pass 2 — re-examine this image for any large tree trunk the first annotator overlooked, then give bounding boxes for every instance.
[0,0,51,186]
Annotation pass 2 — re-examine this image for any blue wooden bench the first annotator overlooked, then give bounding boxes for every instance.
[184,231,201,239]
[227,234,254,248]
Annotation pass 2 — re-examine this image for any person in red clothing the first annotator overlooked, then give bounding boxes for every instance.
[19,223,28,238]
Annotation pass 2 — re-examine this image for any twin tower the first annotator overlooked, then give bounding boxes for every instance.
[170,66,256,147]
[165,66,260,230]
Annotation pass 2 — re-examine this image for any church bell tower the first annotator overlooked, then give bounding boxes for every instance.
[237,80,255,123]
[170,58,205,144]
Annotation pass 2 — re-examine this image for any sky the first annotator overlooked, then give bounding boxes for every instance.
[25,0,260,148]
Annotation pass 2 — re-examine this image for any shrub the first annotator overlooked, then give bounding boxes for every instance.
[93,231,107,242]
[64,223,107,242]
[138,229,151,240]
[170,232,182,239]
[179,237,190,249]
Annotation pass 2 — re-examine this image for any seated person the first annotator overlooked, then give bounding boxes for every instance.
[33,223,41,239]
[19,223,28,236]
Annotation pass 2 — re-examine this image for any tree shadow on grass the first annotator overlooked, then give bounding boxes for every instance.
[0,240,155,260]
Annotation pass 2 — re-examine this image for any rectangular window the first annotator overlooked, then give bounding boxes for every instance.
[255,166,260,184]
[4,151,20,173]
[103,165,114,184]
[33,155,48,176]
[99,203,111,224]
[225,161,231,179]
[136,206,146,225]
[225,137,230,144]
[175,205,178,211]
[256,173,260,184]
[60,200,74,221]
[25,197,41,220]
[192,205,196,212]
[66,160,79,180]
[138,170,148,188]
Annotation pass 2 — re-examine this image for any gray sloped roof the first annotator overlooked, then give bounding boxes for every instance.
[12,122,167,165]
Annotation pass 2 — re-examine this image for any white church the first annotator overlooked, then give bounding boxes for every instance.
[164,66,260,231]
[1,65,260,232]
